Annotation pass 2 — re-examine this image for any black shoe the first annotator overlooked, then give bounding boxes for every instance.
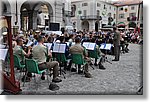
[99,66,106,70]
[99,64,106,70]
[112,59,119,61]
[71,68,77,72]
[52,78,62,83]
[94,63,98,66]
[49,82,59,91]
[89,63,93,65]
[27,72,33,78]
[78,70,83,74]
[21,76,30,82]
[41,76,45,80]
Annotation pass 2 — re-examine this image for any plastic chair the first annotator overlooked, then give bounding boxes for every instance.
[13,54,25,69]
[71,54,87,73]
[13,54,25,80]
[88,50,99,59]
[23,58,50,90]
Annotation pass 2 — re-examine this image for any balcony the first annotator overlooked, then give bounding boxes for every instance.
[80,15,102,20]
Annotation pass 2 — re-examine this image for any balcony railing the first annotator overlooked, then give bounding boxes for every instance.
[80,15,102,20]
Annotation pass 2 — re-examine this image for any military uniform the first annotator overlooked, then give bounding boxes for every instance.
[69,44,90,74]
[113,31,120,61]
[13,45,26,63]
[32,44,59,80]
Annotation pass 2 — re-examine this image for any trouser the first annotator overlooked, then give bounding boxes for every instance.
[114,45,120,60]
[38,61,59,79]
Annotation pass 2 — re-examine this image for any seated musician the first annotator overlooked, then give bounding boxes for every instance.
[55,35,70,70]
[13,38,31,64]
[69,37,92,78]
[13,38,32,82]
[90,38,106,69]
[32,35,62,83]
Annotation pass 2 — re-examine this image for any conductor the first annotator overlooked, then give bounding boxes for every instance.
[112,27,120,61]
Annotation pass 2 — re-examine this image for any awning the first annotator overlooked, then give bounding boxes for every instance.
[117,22,126,27]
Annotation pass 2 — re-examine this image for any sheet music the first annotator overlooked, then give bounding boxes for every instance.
[58,44,66,53]
[0,49,8,61]
[82,42,89,49]
[53,43,60,53]
[88,43,96,50]
[104,44,112,50]
[52,43,66,53]
[44,43,52,50]
[100,43,112,50]
[83,42,95,50]
[100,43,105,49]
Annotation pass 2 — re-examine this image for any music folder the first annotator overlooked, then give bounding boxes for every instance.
[44,43,52,50]
[52,43,66,53]
[100,43,112,50]
[82,42,96,50]
[0,49,8,61]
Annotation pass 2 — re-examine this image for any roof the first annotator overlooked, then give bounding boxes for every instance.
[113,0,143,6]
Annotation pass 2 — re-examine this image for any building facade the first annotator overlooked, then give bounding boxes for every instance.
[114,0,143,30]
[71,0,117,31]
[1,0,72,33]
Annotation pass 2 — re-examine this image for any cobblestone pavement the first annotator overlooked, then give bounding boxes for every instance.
[13,43,143,95]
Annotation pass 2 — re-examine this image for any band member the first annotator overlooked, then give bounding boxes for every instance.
[112,27,120,61]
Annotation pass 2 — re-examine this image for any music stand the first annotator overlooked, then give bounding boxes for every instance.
[99,43,112,64]
[82,42,96,69]
[52,43,67,79]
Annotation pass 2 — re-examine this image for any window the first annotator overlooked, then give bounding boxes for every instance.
[109,6,111,10]
[104,5,106,9]
[131,6,135,10]
[114,7,115,11]
[114,14,116,19]
[129,13,136,17]
[119,7,123,11]
[108,13,111,17]
[82,3,88,6]
[97,10,100,16]
[119,14,124,19]
[71,4,76,17]
[97,3,101,7]
[83,10,87,16]
[78,10,82,15]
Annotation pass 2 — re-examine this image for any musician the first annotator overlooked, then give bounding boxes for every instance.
[13,38,31,64]
[69,37,92,78]
[90,37,106,69]
[32,36,62,83]
[112,27,120,61]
